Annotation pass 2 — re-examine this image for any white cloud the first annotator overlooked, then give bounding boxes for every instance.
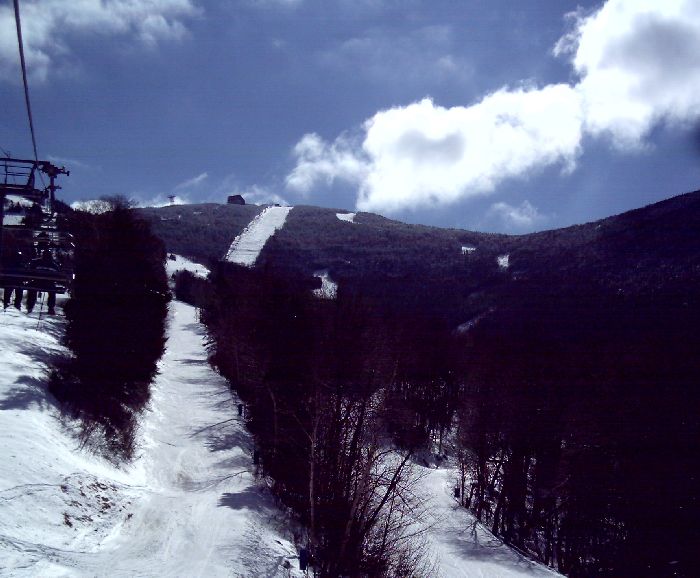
[286,0,700,213]
[288,87,583,212]
[319,26,472,87]
[556,0,700,147]
[239,185,289,206]
[174,172,208,190]
[285,132,368,194]
[0,0,199,82]
[488,200,546,230]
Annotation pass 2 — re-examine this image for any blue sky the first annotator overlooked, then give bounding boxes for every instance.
[1,0,699,232]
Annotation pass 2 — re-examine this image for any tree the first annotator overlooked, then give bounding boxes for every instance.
[50,200,170,459]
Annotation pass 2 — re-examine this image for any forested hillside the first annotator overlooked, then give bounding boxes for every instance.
[136,203,264,265]
[158,190,700,576]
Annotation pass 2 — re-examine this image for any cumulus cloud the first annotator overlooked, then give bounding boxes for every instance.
[557,0,700,146]
[286,0,700,213]
[288,87,582,212]
[488,200,546,230]
[0,0,199,81]
[286,133,369,194]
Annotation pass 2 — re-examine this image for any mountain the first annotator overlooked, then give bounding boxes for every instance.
[138,188,700,317]
[138,189,700,576]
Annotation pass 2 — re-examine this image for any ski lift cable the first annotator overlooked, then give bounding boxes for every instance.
[13,0,40,162]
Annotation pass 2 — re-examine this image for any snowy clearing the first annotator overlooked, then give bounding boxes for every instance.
[0,299,302,577]
[225,206,293,266]
[2,215,24,226]
[335,212,356,223]
[416,463,561,578]
[166,254,209,279]
[498,254,510,269]
[461,246,476,255]
[312,270,337,300]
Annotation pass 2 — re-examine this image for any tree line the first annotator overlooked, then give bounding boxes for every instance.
[50,199,170,459]
[178,259,699,577]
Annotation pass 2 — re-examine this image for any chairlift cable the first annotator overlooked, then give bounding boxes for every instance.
[13,0,40,162]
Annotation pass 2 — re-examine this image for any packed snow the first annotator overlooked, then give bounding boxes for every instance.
[0,298,303,577]
[312,270,337,299]
[1,281,561,577]
[498,254,510,269]
[2,215,24,226]
[225,206,293,266]
[415,462,562,578]
[165,254,209,279]
[335,212,356,223]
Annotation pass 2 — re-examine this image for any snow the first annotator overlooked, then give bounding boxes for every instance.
[312,270,337,299]
[461,246,476,255]
[336,212,356,223]
[0,286,561,578]
[415,463,562,578]
[498,254,510,269]
[225,206,293,266]
[2,215,24,226]
[0,299,303,577]
[165,254,209,279]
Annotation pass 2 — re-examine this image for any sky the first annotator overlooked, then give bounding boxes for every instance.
[1,0,699,233]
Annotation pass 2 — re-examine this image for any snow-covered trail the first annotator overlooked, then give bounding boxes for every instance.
[225,206,293,266]
[417,465,562,578]
[83,300,301,577]
[0,300,301,577]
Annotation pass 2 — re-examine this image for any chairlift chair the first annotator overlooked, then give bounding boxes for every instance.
[0,157,73,295]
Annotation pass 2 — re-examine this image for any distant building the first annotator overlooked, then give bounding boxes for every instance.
[227,194,245,205]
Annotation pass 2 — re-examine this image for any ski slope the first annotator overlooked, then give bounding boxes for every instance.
[224,206,293,266]
[0,299,302,577]
[416,464,562,578]
[165,254,209,279]
[0,286,561,577]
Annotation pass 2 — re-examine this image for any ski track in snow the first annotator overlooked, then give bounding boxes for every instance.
[0,299,302,577]
[225,206,293,266]
[416,464,562,578]
[166,254,209,279]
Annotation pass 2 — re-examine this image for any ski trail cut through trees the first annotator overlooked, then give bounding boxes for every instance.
[224,206,293,266]
[0,300,302,577]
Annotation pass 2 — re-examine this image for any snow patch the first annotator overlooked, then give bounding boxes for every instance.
[336,212,356,223]
[70,199,113,214]
[461,246,476,255]
[497,254,510,269]
[225,206,293,267]
[312,270,337,299]
[455,313,486,335]
[166,254,209,279]
[415,463,562,578]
